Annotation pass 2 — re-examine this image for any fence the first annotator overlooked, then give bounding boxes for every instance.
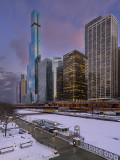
[56,112,120,121]
[57,132,73,143]
[79,141,119,160]
[57,131,84,143]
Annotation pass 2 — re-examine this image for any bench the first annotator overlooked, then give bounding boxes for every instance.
[20,141,33,149]
[0,146,14,154]
[19,128,27,134]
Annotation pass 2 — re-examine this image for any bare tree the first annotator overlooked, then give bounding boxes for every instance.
[0,102,16,137]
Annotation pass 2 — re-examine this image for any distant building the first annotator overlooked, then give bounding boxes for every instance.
[21,74,27,104]
[63,50,88,102]
[52,57,63,102]
[27,10,41,103]
[85,14,118,101]
[57,66,63,101]
[38,59,53,103]
[16,81,21,104]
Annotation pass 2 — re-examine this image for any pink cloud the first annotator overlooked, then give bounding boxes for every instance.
[42,18,85,57]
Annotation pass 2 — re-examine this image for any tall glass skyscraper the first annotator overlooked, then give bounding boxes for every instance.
[85,14,118,101]
[38,59,53,103]
[27,10,41,103]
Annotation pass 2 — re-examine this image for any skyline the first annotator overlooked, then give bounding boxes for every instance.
[0,0,120,103]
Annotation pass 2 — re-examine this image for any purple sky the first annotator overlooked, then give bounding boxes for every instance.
[0,0,120,103]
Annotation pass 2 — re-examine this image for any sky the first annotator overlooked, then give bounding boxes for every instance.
[0,0,120,103]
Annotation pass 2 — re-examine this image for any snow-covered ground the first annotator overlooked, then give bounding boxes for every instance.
[0,122,18,129]
[0,122,19,138]
[0,121,58,160]
[0,133,57,160]
[16,109,41,114]
[24,114,120,155]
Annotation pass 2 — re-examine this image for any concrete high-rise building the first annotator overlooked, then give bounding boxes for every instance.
[118,48,120,98]
[85,14,118,101]
[57,66,63,101]
[27,10,41,103]
[21,74,27,104]
[63,50,88,102]
[38,59,53,103]
[52,57,63,102]
[16,81,21,104]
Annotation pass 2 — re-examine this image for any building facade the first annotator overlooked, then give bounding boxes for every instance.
[27,10,41,103]
[85,14,118,101]
[38,59,53,103]
[21,74,27,104]
[57,66,63,101]
[63,50,88,102]
[16,81,21,104]
[52,57,63,102]
[118,48,120,98]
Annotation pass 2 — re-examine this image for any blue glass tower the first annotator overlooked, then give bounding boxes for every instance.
[27,10,41,103]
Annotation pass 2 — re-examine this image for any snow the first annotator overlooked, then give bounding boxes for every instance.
[0,123,19,137]
[24,114,120,155]
[0,120,58,160]
[0,133,57,160]
[73,137,80,141]
[16,109,41,114]
[0,122,18,129]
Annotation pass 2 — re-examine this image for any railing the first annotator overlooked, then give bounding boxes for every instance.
[55,112,120,121]
[57,132,73,142]
[79,141,119,160]
[57,131,84,143]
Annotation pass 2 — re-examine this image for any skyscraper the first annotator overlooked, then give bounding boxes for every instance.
[118,47,120,98]
[85,14,118,101]
[27,10,41,103]
[52,57,63,102]
[16,81,21,104]
[57,66,63,101]
[38,59,53,103]
[63,50,88,102]
[21,74,27,104]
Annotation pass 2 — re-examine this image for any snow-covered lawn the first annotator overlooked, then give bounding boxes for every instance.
[0,122,19,138]
[0,133,57,160]
[0,122,18,129]
[25,114,120,155]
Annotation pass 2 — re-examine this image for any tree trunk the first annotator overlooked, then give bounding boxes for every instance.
[5,123,7,137]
